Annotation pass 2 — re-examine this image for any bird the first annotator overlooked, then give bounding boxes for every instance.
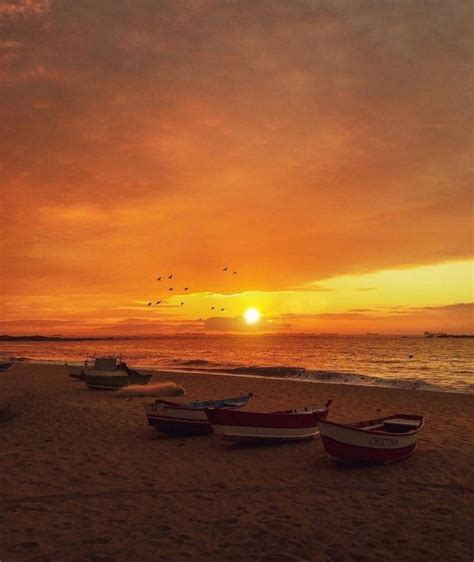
[184,287,189,291]
[181,302,184,306]
[220,308,225,312]
[157,277,162,281]
[198,318,202,322]
[232,271,237,275]
[147,302,152,307]
[169,288,174,291]
[168,274,173,279]
[211,306,215,310]
[408,354,414,359]
[222,267,229,271]
[156,301,161,305]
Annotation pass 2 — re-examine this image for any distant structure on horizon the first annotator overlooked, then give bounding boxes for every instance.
[424,331,473,338]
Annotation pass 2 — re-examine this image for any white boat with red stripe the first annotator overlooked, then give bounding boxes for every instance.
[205,400,333,443]
[144,394,252,436]
[317,414,425,463]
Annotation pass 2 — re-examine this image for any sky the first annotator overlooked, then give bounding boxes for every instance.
[0,0,473,336]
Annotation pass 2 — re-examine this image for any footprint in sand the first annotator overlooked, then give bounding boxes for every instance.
[20,541,39,550]
[81,537,109,545]
[432,506,454,515]
[261,554,299,562]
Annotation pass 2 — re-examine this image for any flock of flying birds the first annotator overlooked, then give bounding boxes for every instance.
[146,267,238,321]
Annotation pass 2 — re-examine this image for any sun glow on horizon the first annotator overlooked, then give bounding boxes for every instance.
[244,307,261,324]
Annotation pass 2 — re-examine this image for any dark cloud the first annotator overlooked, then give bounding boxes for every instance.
[406,303,474,313]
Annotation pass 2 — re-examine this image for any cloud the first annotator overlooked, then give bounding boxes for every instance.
[406,303,474,314]
[0,0,472,326]
[281,312,368,320]
[290,285,334,292]
[0,0,50,20]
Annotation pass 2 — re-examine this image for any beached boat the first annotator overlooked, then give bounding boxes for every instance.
[85,369,152,390]
[317,414,425,463]
[206,400,332,443]
[66,355,127,380]
[0,361,13,372]
[144,394,253,436]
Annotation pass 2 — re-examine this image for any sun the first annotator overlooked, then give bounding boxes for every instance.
[244,307,261,324]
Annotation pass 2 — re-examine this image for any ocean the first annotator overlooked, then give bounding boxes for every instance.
[1,334,473,394]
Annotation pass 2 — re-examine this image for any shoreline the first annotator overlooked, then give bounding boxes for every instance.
[3,358,473,395]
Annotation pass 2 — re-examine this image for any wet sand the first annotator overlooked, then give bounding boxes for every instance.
[1,362,473,561]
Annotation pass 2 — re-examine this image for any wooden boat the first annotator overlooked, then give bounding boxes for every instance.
[85,370,152,390]
[66,355,127,380]
[144,394,253,436]
[317,414,425,463]
[205,400,332,443]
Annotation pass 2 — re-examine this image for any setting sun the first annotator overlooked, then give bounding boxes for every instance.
[244,308,261,324]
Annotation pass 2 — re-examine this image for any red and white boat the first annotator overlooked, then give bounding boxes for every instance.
[205,400,332,443]
[144,394,252,436]
[317,414,424,463]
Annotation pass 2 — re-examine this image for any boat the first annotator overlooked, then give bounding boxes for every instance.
[205,400,333,443]
[317,414,424,463]
[0,361,13,372]
[85,369,152,390]
[144,394,253,436]
[66,355,127,380]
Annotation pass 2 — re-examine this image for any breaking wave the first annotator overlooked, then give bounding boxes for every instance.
[192,364,456,392]
[172,359,217,367]
[301,369,440,391]
[225,366,306,378]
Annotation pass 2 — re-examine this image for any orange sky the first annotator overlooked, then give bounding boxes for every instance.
[0,0,473,336]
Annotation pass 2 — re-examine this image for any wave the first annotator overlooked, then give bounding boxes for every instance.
[171,358,216,367]
[302,369,441,391]
[185,363,456,392]
[225,366,306,378]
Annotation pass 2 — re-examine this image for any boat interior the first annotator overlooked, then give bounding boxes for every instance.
[356,416,423,434]
[166,395,252,410]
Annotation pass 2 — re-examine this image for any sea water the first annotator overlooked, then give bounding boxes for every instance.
[1,334,473,393]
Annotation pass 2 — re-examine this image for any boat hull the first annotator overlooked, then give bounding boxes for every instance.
[0,361,13,372]
[144,395,252,436]
[145,405,212,435]
[67,366,85,379]
[317,416,423,463]
[206,406,330,443]
[85,372,151,390]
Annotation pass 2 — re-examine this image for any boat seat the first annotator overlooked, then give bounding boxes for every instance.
[383,418,419,429]
[363,423,385,431]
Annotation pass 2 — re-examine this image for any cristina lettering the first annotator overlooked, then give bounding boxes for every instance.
[368,436,399,447]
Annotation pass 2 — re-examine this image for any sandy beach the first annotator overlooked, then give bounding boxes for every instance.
[1,362,473,561]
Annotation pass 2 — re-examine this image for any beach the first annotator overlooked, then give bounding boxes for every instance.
[1,362,473,561]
